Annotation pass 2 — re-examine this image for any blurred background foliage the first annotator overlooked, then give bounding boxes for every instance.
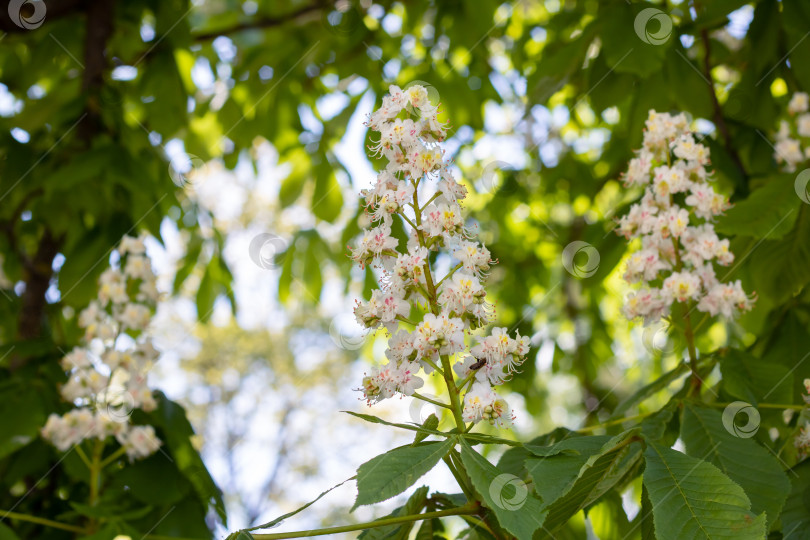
[2,0,810,538]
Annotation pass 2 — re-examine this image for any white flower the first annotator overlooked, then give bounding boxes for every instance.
[118,303,151,331]
[351,224,398,268]
[119,425,161,460]
[697,281,755,317]
[789,92,809,115]
[662,271,702,303]
[462,382,513,427]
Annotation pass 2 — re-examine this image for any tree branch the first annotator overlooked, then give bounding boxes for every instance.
[192,2,325,42]
[700,29,748,184]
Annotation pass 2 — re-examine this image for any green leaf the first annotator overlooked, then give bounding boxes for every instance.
[748,208,810,303]
[414,414,439,445]
[529,432,644,534]
[279,148,310,208]
[780,460,810,539]
[0,523,21,540]
[642,443,767,539]
[609,362,690,420]
[108,453,189,505]
[680,402,790,528]
[311,159,344,223]
[458,439,546,540]
[149,393,227,525]
[195,263,216,323]
[0,382,46,460]
[600,3,671,78]
[353,440,454,509]
[245,476,354,532]
[719,349,793,405]
[715,174,800,240]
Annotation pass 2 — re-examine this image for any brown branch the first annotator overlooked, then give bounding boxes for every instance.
[700,29,747,183]
[192,2,325,42]
[78,0,114,143]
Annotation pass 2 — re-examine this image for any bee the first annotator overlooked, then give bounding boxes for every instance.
[469,357,486,371]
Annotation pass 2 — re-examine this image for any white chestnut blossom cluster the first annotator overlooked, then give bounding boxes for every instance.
[774,92,810,172]
[41,235,161,461]
[617,111,754,325]
[353,85,530,428]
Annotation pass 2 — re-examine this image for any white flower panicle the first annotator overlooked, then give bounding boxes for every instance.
[776,92,810,172]
[616,111,754,325]
[352,85,529,428]
[41,234,162,461]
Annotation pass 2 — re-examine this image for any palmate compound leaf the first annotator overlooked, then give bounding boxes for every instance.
[459,439,547,540]
[680,402,790,528]
[353,439,455,509]
[527,431,645,536]
[643,443,767,540]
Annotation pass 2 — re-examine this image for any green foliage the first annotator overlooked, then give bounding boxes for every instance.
[680,403,790,527]
[459,439,547,540]
[354,440,455,508]
[643,443,767,539]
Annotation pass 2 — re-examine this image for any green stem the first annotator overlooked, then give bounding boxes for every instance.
[671,235,701,396]
[434,262,463,290]
[0,510,87,534]
[250,504,478,539]
[88,439,104,506]
[99,445,128,469]
[443,455,475,501]
[75,445,92,469]
[412,392,452,410]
